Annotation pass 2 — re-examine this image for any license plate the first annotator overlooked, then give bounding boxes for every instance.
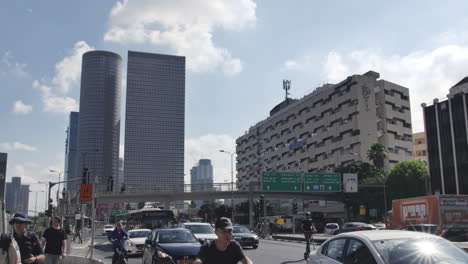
[178,260,194,264]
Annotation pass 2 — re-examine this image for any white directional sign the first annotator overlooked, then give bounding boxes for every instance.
[343,173,358,193]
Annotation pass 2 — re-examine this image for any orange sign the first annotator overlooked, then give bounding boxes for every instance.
[80,184,93,201]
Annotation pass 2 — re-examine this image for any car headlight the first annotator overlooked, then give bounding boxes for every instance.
[157,251,170,258]
[253,235,258,239]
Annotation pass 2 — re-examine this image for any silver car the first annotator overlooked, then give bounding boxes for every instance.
[309,230,468,264]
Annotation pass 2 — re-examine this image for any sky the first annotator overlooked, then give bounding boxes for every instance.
[2,0,468,212]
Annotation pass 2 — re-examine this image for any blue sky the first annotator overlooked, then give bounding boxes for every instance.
[2,0,468,211]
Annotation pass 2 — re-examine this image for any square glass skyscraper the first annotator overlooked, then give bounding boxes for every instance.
[124,51,185,193]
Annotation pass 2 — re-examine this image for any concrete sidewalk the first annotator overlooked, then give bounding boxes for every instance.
[69,238,92,257]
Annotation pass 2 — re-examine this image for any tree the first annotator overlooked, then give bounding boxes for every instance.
[386,160,428,201]
[335,162,381,183]
[367,143,387,170]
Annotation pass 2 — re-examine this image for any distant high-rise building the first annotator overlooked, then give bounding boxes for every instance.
[0,153,7,205]
[5,177,28,214]
[124,51,185,193]
[422,77,468,195]
[18,185,29,214]
[413,132,428,164]
[190,159,214,208]
[64,111,79,194]
[77,51,122,193]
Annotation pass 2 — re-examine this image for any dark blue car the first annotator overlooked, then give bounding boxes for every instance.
[142,228,201,264]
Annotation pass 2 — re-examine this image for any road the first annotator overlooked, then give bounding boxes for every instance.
[89,235,319,264]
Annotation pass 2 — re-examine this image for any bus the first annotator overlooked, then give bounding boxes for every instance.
[113,208,176,230]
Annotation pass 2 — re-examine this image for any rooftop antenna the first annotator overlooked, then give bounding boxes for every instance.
[283,79,291,100]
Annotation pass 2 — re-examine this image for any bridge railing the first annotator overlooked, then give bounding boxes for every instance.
[109,182,247,194]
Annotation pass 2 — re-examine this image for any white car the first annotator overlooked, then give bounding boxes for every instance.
[178,222,217,243]
[126,229,151,256]
[324,223,340,235]
[103,224,114,235]
[373,223,386,230]
[309,230,468,264]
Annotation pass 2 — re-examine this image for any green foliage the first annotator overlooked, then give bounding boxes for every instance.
[335,162,382,184]
[367,143,387,170]
[387,160,428,201]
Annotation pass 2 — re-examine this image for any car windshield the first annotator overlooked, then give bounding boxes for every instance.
[157,230,198,243]
[105,225,113,229]
[129,231,150,238]
[326,224,338,228]
[373,237,468,264]
[184,225,214,234]
[233,226,250,233]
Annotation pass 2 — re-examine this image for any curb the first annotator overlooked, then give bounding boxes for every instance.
[272,235,327,244]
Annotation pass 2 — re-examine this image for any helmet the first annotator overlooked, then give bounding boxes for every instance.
[305,212,311,217]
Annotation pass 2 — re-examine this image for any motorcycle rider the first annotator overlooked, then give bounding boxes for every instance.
[107,222,128,264]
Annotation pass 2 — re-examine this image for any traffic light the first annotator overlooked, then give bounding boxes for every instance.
[82,167,89,184]
[259,194,265,217]
[45,198,53,216]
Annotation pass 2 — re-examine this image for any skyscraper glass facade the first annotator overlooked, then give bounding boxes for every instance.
[65,111,79,194]
[77,51,122,193]
[124,51,185,193]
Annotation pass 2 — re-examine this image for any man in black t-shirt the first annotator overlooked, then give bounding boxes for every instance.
[301,212,317,254]
[42,217,67,264]
[194,217,253,264]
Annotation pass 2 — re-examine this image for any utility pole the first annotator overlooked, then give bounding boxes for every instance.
[219,150,235,222]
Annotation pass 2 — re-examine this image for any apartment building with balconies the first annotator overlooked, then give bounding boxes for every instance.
[235,71,413,190]
[413,132,428,164]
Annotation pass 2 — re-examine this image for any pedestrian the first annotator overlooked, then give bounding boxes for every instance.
[42,217,67,264]
[0,233,21,264]
[9,212,45,264]
[194,217,253,264]
[301,212,317,256]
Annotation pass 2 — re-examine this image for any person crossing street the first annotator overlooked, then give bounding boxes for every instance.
[301,212,317,258]
[42,217,67,264]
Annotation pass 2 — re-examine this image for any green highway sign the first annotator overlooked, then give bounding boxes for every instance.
[304,173,341,192]
[262,172,302,192]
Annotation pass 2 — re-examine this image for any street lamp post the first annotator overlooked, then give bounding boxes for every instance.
[49,170,63,211]
[219,150,235,222]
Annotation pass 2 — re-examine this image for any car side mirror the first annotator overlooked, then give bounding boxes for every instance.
[145,239,152,245]
[198,238,205,244]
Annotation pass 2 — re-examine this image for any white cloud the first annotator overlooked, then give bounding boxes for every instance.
[34,41,93,113]
[119,143,124,158]
[185,134,236,184]
[12,100,32,115]
[104,0,256,76]
[0,142,37,152]
[283,43,468,133]
[1,51,28,78]
[52,41,93,94]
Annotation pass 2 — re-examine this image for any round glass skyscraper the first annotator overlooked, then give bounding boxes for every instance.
[77,51,122,193]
